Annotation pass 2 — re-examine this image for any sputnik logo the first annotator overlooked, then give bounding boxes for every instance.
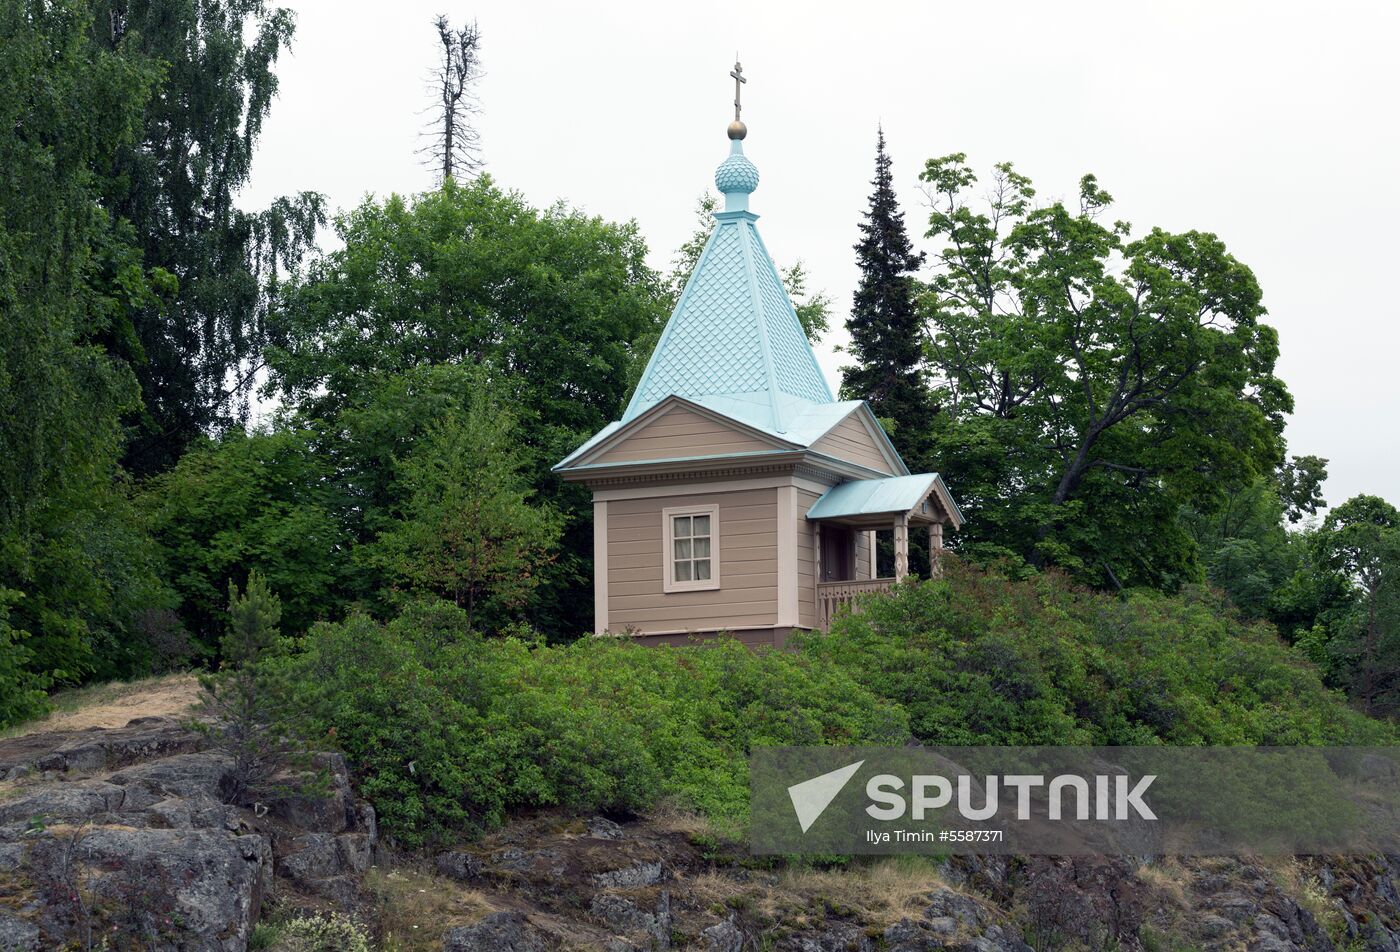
[787,760,864,833]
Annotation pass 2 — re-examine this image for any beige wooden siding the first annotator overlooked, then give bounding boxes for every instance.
[608,487,778,633]
[811,413,897,474]
[855,530,871,580]
[594,404,777,465]
[796,488,821,629]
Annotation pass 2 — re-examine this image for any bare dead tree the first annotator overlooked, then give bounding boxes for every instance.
[421,16,483,182]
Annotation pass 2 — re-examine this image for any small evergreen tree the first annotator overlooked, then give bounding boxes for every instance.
[201,570,293,803]
[841,128,930,463]
[367,371,562,632]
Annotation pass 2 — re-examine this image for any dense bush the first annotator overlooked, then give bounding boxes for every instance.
[273,600,907,846]
[270,562,1393,848]
[802,560,1395,747]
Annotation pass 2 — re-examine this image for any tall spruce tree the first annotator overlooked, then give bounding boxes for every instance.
[841,129,930,463]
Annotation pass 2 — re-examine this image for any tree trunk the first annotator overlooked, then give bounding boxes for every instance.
[1031,436,1097,567]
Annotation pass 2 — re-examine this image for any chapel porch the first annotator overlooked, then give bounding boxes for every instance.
[807,473,961,630]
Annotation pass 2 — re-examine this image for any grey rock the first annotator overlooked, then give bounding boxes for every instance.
[787,923,875,951]
[925,915,958,937]
[701,916,745,952]
[923,886,987,929]
[591,859,664,888]
[1194,913,1236,938]
[588,816,624,839]
[3,717,202,776]
[442,911,551,951]
[490,845,567,877]
[436,850,484,881]
[1209,892,1258,923]
[591,889,671,948]
[0,780,125,824]
[883,918,935,952]
[1245,937,1298,952]
[591,892,657,933]
[266,756,352,833]
[278,830,373,895]
[0,718,377,950]
[22,826,270,951]
[981,925,1033,952]
[0,911,39,952]
[109,751,233,801]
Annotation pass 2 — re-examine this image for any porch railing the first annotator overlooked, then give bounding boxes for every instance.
[816,577,896,629]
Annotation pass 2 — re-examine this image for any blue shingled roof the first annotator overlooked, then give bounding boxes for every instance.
[807,474,963,525]
[621,137,833,434]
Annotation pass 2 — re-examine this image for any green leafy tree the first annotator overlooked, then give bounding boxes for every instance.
[201,570,296,803]
[1315,495,1400,714]
[1277,454,1328,524]
[1184,455,1329,626]
[269,177,667,634]
[0,0,174,690]
[367,373,562,631]
[88,0,324,474]
[0,589,48,728]
[917,156,1290,588]
[143,427,350,648]
[841,129,934,464]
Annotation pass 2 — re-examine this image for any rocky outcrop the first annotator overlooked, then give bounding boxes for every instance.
[415,812,1400,952]
[0,716,376,951]
[6,714,1400,951]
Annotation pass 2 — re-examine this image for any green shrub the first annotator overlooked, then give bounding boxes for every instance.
[0,587,49,728]
[272,562,1392,848]
[801,560,1395,747]
[266,912,371,952]
[274,599,907,846]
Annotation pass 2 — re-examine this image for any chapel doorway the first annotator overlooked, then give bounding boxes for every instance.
[819,526,855,582]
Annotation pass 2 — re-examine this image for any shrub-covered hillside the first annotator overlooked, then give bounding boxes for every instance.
[804,560,1394,748]
[272,561,1393,848]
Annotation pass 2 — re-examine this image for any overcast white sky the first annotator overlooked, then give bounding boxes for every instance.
[243,0,1400,510]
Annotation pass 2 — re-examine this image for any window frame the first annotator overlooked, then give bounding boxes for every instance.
[662,504,721,593]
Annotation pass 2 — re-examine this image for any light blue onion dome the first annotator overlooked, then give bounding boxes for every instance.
[715,148,759,195]
[715,138,759,212]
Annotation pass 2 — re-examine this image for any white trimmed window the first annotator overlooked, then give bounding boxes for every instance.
[662,504,720,592]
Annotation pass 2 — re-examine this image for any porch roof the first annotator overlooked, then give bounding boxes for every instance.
[806,473,963,527]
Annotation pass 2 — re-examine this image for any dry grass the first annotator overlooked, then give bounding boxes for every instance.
[1264,857,1343,935]
[0,672,202,740]
[364,864,493,952]
[646,799,721,840]
[1135,858,1190,910]
[691,855,955,932]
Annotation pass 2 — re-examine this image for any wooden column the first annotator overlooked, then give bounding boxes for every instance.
[928,522,944,579]
[867,530,877,580]
[813,522,823,621]
[894,514,909,581]
[593,499,609,634]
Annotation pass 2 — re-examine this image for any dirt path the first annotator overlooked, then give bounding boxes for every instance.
[2,672,202,739]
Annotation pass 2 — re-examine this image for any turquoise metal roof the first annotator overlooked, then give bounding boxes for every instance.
[621,137,834,433]
[806,474,954,521]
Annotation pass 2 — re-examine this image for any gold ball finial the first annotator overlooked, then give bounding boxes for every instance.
[727,120,747,140]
